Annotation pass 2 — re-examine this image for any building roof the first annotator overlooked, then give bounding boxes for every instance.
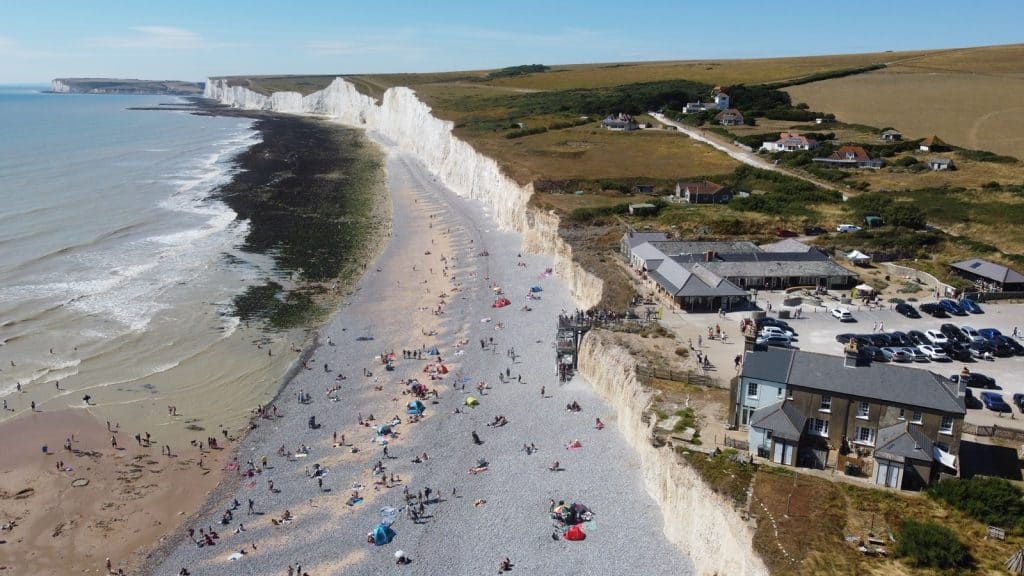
[678,181,725,195]
[750,401,807,441]
[951,258,1024,285]
[647,258,749,298]
[623,232,669,250]
[739,348,965,415]
[697,258,857,280]
[772,132,817,147]
[874,423,934,463]
[648,240,759,256]
[920,135,945,148]
[929,157,954,166]
[827,146,873,162]
[881,129,902,136]
[716,108,744,121]
[759,238,813,253]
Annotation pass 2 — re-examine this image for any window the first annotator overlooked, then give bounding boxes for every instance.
[746,381,758,398]
[911,410,923,424]
[819,394,832,412]
[809,417,829,437]
[856,401,870,419]
[940,416,954,435]
[935,442,950,453]
[898,408,906,420]
[854,426,876,445]
[777,386,785,399]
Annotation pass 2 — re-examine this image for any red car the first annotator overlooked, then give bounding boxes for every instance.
[775,228,798,238]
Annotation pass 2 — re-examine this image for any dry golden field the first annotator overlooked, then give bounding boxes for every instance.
[786,44,1024,159]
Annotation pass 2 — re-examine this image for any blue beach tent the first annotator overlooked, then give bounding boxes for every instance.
[376,424,392,436]
[530,285,543,292]
[372,523,396,545]
[407,400,425,415]
[428,346,440,356]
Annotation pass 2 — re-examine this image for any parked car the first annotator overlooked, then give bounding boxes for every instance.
[759,326,795,339]
[756,335,793,348]
[803,226,827,236]
[907,330,930,345]
[993,335,1024,355]
[941,342,974,362]
[881,347,913,362]
[959,298,983,314]
[939,299,967,316]
[775,228,798,238]
[866,333,891,347]
[949,372,996,389]
[980,391,1012,413]
[758,317,793,331]
[924,330,948,345]
[964,388,982,409]
[831,308,854,321]
[895,302,920,318]
[835,333,856,344]
[979,328,1003,341]
[968,341,995,359]
[940,324,969,344]
[903,346,927,362]
[888,331,913,347]
[1013,393,1024,412]
[836,224,862,233]
[859,345,887,362]
[918,303,949,318]
[989,339,1016,357]
[917,345,949,361]
[959,326,985,344]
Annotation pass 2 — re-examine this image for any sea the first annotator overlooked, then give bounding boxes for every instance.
[0,86,293,434]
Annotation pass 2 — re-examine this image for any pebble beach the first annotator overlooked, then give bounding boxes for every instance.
[150,145,693,575]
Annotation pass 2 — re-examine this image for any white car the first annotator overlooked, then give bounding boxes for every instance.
[837,224,862,233]
[917,345,949,361]
[831,308,854,321]
[759,326,795,339]
[925,329,948,345]
[903,347,928,362]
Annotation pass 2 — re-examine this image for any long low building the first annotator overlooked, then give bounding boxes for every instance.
[623,234,858,312]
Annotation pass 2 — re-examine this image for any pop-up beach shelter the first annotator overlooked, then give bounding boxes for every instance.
[407,400,425,415]
[493,297,511,308]
[565,524,586,541]
[376,424,392,436]
[428,346,440,356]
[530,285,543,292]
[465,395,479,407]
[372,523,396,545]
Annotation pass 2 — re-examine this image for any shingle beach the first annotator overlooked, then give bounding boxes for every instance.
[151,146,694,576]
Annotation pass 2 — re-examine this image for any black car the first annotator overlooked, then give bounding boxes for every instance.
[860,345,887,362]
[940,323,969,344]
[907,330,930,345]
[949,372,996,389]
[852,335,874,348]
[941,342,974,362]
[835,333,856,344]
[919,303,949,318]
[989,339,1016,357]
[1014,393,1024,412]
[993,335,1024,355]
[964,388,983,409]
[968,341,995,358]
[804,226,827,236]
[867,333,893,347]
[895,303,920,319]
[758,317,793,331]
[888,331,913,347]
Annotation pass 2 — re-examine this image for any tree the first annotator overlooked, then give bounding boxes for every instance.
[886,203,927,229]
[895,520,970,569]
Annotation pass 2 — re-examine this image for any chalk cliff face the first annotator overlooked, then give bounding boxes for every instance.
[50,79,71,93]
[204,77,602,308]
[578,332,769,576]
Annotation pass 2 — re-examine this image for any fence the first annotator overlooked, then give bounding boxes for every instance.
[635,365,725,389]
[968,290,1024,302]
[962,423,1024,442]
[724,437,749,451]
[878,262,955,296]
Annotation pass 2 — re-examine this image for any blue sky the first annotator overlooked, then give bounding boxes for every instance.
[1,0,1021,82]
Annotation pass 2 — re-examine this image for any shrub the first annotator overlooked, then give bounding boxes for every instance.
[958,149,1018,164]
[895,520,970,568]
[928,476,1024,532]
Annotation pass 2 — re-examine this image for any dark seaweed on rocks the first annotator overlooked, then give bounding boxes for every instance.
[213,114,383,328]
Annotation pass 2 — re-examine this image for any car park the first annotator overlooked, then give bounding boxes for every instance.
[895,303,920,318]
[949,372,996,389]
[959,326,985,344]
[980,391,1012,412]
[939,299,967,316]
[917,345,949,361]
[831,308,854,321]
[924,330,948,345]
[918,303,948,318]
[959,298,983,314]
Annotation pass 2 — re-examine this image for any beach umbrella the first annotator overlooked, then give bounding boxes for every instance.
[1007,547,1024,574]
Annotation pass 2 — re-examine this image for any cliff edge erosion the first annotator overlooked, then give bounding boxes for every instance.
[205,77,766,575]
[204,77,601,308]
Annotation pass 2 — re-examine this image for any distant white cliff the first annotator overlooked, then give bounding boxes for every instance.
[204,77,602,308]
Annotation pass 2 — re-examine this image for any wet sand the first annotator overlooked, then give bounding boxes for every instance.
[151,145,693,575]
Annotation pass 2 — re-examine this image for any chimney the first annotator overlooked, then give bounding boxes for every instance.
[844,339,862,368]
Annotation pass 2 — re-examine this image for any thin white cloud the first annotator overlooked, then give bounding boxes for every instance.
[91,26,221,50]
[0,35,59,59]
[305,38,415,56]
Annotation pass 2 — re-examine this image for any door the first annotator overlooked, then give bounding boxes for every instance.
[875,459,900,489]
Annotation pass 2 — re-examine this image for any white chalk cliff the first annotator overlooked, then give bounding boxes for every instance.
[204,77,602,309]
[205,77,764,575]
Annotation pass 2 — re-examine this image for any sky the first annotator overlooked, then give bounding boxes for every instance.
[1,0,1021,83]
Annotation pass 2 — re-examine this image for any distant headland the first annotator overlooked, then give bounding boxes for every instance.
[49,78,204,95]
